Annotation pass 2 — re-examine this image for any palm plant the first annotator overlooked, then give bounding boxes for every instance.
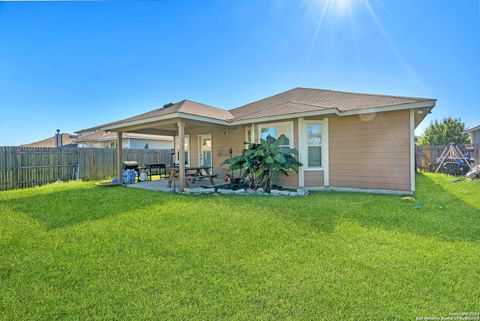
[222,134,302,192]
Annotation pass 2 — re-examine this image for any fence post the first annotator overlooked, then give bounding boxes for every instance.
[15,147,21,189]
[0,146,173,190]
[117,133,123,184]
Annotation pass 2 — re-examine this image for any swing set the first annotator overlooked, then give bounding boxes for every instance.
[435,143,474,175]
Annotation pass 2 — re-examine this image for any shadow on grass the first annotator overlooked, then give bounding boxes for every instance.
[3,174,479,242]
[358,173,480,242]
[216,173,480,243]
[3,186,167,229]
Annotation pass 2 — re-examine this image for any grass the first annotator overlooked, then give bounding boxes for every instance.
[0,173,479,320]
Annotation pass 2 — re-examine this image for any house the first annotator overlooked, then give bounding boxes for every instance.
[98,88,436,193]
[467,125,480,144]
[75,128,173,149]
[22,130,77,148]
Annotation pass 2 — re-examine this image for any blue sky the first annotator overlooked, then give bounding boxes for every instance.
[0,0,478,146]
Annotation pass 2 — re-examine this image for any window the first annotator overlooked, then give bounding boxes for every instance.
[198,134,212,167]
[175,135,190,166]
[245,126,252,143]
[258,122,293,151]
[306,123,322,168]
[109,141,117,148]
[245,125,257,148]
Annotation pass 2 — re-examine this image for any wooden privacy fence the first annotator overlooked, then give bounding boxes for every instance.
[0,146,173,191]
[416,143,479,172]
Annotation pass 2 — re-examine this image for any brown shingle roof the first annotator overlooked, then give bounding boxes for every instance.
[108,99,233,124]
[230,87,435,121]
[79,88,435,131]
[78,100,234,132]
[22,133,77,148]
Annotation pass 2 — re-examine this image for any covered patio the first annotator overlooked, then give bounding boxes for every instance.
[111,118,222,192]
[101,100,241,192]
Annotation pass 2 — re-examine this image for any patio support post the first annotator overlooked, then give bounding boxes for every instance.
[177,121,186,191]
[117,132,123,185]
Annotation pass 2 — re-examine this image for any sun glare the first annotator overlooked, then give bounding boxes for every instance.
[333,0,353,16]
[311,0,356,17]
[305,0,424,90]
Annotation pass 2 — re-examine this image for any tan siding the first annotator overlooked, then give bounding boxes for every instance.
[212,126,246,174]
[183,110,411,191]
[304,170,324,187]
[328,110,411,191]
[272,171,299,187]
[185,124,246,176]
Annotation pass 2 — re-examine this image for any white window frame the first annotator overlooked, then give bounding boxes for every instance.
[244,125,252,145]
[304,121,324,170]
[257,121,294,148]
[197,134,213,168]
[175,134,190,167]
[298,118,329,187]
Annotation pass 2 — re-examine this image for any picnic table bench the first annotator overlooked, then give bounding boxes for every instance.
[167,166,217,187]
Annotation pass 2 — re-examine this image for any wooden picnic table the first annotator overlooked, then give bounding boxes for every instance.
[167,166,217,187]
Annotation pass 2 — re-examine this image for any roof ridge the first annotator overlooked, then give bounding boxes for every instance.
[178,99,235,119]
[231,100,332,119]
[296,87,436,102]
[181,99,221,108]
[176,99,188,108]
[230,88,299,111]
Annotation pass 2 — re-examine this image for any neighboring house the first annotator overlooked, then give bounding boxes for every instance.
[75,129,173,149]
[467,125,480,143]
[22,130,77,148]
[97,88,436,193]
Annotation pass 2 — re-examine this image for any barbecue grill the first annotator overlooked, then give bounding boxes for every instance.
[122,161,140,181]
[122,161,139,171]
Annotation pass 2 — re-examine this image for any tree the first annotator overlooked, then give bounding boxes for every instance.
[418,117,470,146]
[222,134,302,192]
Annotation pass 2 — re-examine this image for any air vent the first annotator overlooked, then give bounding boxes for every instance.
[163,103,174,109]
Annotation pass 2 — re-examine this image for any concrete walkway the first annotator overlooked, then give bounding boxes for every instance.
[126,177,225,192]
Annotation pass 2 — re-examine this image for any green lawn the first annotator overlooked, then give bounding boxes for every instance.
[0,174,479,320]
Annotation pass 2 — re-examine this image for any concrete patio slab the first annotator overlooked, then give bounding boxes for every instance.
[125,177,225,192]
